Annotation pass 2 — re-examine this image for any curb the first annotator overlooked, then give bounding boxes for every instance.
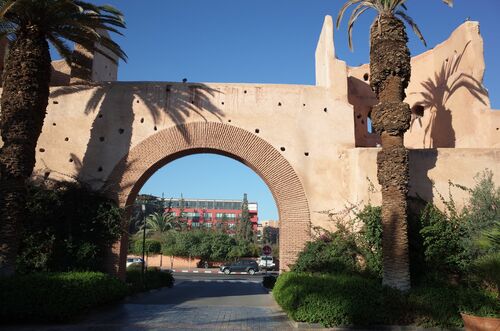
[170,269,279,275]
[290,322,464,331]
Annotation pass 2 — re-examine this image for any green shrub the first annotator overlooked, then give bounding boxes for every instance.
[356,205,383,277]
[262,274,277,289]
[17,182,123,273]
[273,272,406,327]
[408,283,500,327]
[273,272,499,328]
[0,272,127,322]
[291,232,359,274]
[126,268,175,293]
[472,252,500,292]
[130,238,162,256]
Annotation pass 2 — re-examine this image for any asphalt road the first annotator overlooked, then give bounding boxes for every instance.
[3,272,293,331]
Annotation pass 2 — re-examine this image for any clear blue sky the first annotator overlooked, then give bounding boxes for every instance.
[86,0,499,221]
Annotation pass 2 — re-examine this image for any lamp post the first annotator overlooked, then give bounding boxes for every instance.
[141,204,146,288]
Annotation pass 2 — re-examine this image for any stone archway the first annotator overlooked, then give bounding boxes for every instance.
[105,122,311,277]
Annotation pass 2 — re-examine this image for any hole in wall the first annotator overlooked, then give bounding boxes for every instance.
[324,108,328,113]
[356,114,362,119]
[304,152,309,156]
[228,119,232,123]
[44,172,50,179]
[244,90,247,94]
[411,104,425,117]
[52,123,56,126]
[98,114,103,118]
[280,147,285,152]
[98,167,103,172]
[53,100,59,105]
[65,137,69,142]
[136,100,140,104]
[140,118,144,123]
[39,148,45,153]
[278,102,282,106]
[69,158,73,163]
[118,128,125,134]
[363,73,369,81]
[99,137,105,142]
[255,129,260,134]
[154,126,157,131]
[303,104,306,107]
[221,101,225,105]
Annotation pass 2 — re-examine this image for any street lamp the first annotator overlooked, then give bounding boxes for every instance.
[141,204,146,288]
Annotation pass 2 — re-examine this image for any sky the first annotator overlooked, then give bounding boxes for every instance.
[80,0,500,222]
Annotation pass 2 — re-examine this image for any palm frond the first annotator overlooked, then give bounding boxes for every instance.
[396,10,426,46]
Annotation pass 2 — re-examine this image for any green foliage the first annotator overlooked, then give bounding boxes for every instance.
[237,193,254,242]
[419,203,468,275]
[292,231,360,274]
[408,283,499,327]
[356,205,383,277]
[273,272,499,328]
[126,268,175,293]
[472,253,500,292]
[273,272,406,327]
[17,182,123,273]
[0,272,127,322]
[158,230,257,261]
[130,239,162,256]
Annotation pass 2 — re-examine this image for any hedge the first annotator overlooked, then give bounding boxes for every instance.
[0,272,128,323]
[273,272,500,328]
[126,268,175,293]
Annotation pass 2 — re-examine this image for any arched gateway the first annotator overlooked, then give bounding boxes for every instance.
[106,122,311,277]
[4,17,497,278]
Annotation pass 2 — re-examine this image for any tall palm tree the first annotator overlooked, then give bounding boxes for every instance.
[140,212,180,237]
[337,0,453,290]
[0,0,126,276]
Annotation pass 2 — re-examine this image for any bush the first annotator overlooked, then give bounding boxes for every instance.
[0,272,127,323]
[291,232,360,274]
[17,181,123,273]
[126,268,175,293]
[262,274,277,289]
[273,272,500,328]
[408,283,500,327]
[356,205,383,277]
[273,272,407,327]
[130,238,162,256]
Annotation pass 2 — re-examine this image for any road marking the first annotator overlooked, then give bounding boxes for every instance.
[204,270,212,273]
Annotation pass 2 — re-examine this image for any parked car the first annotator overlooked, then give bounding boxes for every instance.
[126,257,146,268]
[220,260,259,275]
[257,256,275,270]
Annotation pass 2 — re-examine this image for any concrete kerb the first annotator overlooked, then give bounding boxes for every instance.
[290,322,464,331]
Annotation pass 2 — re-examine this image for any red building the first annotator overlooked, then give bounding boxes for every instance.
[165,198,258,233]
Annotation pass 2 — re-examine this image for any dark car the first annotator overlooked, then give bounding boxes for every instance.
[220,260,259,275]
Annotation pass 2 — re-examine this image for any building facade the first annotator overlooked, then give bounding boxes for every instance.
[164,198,258,233]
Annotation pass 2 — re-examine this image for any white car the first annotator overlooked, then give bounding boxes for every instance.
[258,256,275,269]
[126,257,146,268]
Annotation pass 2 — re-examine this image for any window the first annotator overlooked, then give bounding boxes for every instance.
[191,222,200,228]
[205,223,212,228]
[203,212,212,220]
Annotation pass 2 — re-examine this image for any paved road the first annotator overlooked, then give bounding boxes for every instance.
[3,273,293,331]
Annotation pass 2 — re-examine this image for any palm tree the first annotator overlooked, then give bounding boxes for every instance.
[136,212,179,268]
[337,0,453,290]
[140,212,180,237]
[0,0,126,276]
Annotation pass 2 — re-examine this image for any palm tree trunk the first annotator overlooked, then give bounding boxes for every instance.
[0,26,51,276]
[370,15,412,291]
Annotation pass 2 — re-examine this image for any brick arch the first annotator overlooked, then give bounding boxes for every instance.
[106,122,310,277]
